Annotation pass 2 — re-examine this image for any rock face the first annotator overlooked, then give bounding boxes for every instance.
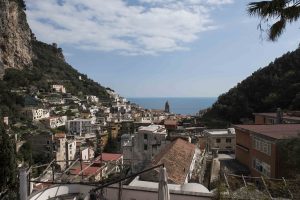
[0,0,33,78]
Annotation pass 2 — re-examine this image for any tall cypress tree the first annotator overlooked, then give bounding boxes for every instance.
[0,122,18,199]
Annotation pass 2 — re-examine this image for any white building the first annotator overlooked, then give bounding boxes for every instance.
[52,85,66,93]
[86,95,99,103]
[66,139,76,165]
[66,119,98,136]
[203,128,236,153]
[22,108,50,121]
[44,116,67,129]
[81,147,95,161]
[122,125,168,172]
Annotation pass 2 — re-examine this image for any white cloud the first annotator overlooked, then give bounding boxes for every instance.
[25,0,233,55]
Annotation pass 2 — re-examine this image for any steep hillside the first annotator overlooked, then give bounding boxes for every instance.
[203,48,300,126]
[0,0,33,77]
[0,0,110,120]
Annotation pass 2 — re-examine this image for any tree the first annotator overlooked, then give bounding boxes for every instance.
[247,0,300,41]
[0,123,18,199]
[277,138,300,178]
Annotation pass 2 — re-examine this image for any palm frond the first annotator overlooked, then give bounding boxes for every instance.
[282,5,300,22]
[268,18,286,41]
[247,0,286,18]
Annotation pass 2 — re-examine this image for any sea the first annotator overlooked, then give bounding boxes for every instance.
[127,97,217,115]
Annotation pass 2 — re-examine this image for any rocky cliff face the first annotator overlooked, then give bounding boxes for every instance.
[0,0,33,78]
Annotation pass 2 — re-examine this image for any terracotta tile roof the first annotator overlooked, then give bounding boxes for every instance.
[151,138,196,184]
[164,120,177,126]
[97,153,123,162]
[234,124,300,140]
[70,164,101,176]
[54,132,66,138]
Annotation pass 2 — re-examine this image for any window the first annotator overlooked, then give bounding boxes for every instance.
[144,134,148,140]
[216,138,221,143]
[252,158,271,177]
[226,138,231,143]
[253,136,271,156]
[144,144,148,151]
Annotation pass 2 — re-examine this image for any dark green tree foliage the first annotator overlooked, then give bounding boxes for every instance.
[17,141,32,165]
[248,0,300,41]
[0,124,18,199]
[104,130,118,153]
[204,47,300,124]
[94,130,102,158]
[277,138,300,178]
[0,40,110,122]
[31,41,109,99]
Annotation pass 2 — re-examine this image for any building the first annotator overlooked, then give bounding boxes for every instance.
[66,119,95,136]
[122,125,168,172]
[86,95,99,103]
[254,111,300,124]
[43,116,67,129]
[234,124,300,178]
[95,153,123,174]
[52,85,66,93]
[203,128,236,153]
[26,132,76,170]
[141,138,198,184]
[69,163,107,181]
[22,108,50,121]
[66,139,77,166]
[52,133,67,170]
[164,119,178,132]
[81,147,95,161]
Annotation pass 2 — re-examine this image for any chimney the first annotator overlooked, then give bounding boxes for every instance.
[276,108,283,124]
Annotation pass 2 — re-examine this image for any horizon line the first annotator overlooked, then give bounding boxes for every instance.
[125,96,218,98]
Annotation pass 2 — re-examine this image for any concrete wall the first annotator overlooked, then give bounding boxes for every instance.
[29,184,213,200]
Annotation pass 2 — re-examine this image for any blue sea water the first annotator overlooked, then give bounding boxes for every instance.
[127,97,217,115]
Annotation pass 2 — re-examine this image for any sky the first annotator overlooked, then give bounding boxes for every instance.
[25,0,300,97]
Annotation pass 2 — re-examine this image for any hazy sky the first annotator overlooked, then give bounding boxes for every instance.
[25,0,300,97]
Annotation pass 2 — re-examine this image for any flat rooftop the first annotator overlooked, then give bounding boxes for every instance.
[204,128,235,135]
[138,125,166,133]
[234,124,300,139]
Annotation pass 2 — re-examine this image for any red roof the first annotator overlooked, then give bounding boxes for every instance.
[234,124,300,139]
[152,138,195,184]
[164,120,177,126]
[54,132,66,138]
[95,153,123,162]
[70,164,101,176]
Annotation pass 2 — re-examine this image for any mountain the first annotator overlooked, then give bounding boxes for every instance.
[203,47,300,126]
[0,0,33,77]
[0,0,110,119]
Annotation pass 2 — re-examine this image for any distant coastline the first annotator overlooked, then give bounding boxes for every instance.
[127,97,217,115]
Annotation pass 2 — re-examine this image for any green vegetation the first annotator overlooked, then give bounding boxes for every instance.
[248,0,300,41]
[203,47,300,125]
[0,123,18,199]
[17,141,32,165]
[0,40,110,122]
[104,131,119,153]
[278,138,300,178]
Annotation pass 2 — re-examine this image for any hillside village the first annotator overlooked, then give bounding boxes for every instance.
[7,82,299,200]
[0,0,300,200]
